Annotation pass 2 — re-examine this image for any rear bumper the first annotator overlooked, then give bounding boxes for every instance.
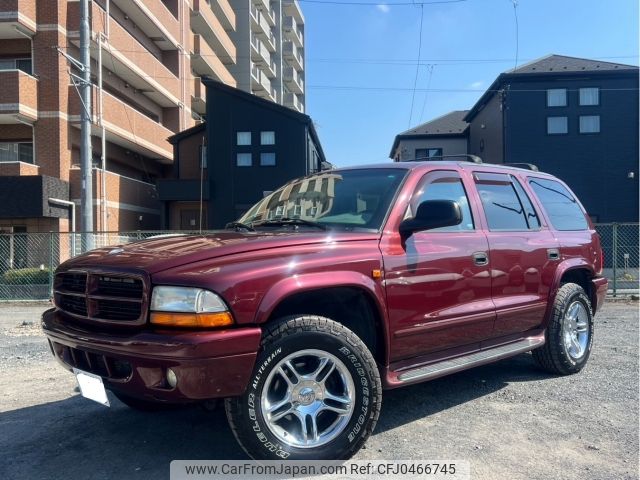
[42,308,261,403]
[591,276,608,313]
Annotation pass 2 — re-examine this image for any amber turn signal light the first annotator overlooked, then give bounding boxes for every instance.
[150,311,234,328]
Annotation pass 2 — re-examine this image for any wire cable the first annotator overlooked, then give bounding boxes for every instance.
[408,4,425,127]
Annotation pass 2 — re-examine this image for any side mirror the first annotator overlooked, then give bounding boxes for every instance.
[399,200,462,239]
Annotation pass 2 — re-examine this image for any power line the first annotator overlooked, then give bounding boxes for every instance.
[418,64,435,122]
[510,0,519,70]
[408,4,425,127]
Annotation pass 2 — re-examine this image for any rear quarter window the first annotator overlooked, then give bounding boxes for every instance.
[528,177,589,231]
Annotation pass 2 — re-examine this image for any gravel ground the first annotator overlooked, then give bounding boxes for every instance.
[0,301,637,480]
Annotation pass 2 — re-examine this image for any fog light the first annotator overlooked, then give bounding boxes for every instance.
[166,368,177,388]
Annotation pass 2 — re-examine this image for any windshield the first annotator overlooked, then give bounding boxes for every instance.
[237,168,407,231]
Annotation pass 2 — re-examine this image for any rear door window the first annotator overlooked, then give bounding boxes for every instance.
[528,178,589,231]
[473,173,540,231]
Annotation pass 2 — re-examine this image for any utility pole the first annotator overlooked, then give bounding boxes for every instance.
[80,0,93,246]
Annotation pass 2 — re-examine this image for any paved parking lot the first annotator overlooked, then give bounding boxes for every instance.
[0,301,637,480]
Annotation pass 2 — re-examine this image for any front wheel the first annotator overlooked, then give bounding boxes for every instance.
[225,316,382,460]
[533,282,594,375]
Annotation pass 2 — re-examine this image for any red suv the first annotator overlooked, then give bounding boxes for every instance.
[43,161,607,460]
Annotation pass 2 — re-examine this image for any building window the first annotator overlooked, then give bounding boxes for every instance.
[579,115,600,134]
[260,152,276,166]
[261,131,275,145]
[547,116,568,135]
[0,142,34,163]
[579,87,599,106]
[0,58,32,75]
[236,153,252,167]
[237,132,251,146]
[547,89,567,107]
[415,148,443,159]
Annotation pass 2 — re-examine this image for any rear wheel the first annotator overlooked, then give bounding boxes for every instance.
[533,282,594,375]
[225,315,382,460]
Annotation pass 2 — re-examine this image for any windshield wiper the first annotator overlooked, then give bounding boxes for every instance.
[253,218,327,230]
[225,221,255,232]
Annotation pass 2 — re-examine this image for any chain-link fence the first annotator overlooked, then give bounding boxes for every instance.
[0,225,637,301]
[0,231,209,301]
[597,223,639,296]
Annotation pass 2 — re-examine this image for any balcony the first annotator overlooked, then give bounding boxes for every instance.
[283,66,304,94]
[283,40,303,72]
[251,64,276,102]
[0,0,36,37]
[251,36,276,78]
[69,3,181,108]
[283,0,304,24]
[283,16,303,47]
[253,0,276,26]
[284,92,304,113]
[192,34,236,86]
[110,0,180,50]
[191,77,206,115]
[209,0,235,31]
[69,86,174,162]
[191,0,236,66]
[0,70,37,124]
[250,4,276,52]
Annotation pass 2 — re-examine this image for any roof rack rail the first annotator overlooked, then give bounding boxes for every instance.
[406,154,483,164]
[503,163,539,171]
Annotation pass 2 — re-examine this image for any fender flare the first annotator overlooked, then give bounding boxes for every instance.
[543,258,596,325]
[254,271,391,364]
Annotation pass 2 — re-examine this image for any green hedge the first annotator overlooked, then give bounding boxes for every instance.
[1,268,51,285]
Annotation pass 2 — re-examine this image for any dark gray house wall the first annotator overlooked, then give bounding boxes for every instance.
[503,73,638,222]
[467,91,504,164]
[207,85,309,227]
[159,80,326,230]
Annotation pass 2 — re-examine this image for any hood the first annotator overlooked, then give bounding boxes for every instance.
[58,230,378,275]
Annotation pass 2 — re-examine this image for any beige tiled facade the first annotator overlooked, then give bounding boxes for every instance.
[0,0,305,233]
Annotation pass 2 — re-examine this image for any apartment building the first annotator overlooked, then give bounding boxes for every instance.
[0,0,306,234]
[230,0,305,112]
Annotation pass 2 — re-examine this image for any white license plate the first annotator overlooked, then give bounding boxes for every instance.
[73,368,110,407]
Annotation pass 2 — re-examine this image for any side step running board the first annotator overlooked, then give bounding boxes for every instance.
[396,337,545,384]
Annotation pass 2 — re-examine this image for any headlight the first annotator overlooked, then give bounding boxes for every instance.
[150,286,234,328]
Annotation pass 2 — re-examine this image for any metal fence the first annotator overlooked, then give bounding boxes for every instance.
[0,224,637,301]
[597,223,639,296]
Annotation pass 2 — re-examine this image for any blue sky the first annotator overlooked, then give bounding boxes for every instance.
[300,0,639,166]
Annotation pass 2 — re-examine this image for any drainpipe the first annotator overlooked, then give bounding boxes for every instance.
[49,198,76,257]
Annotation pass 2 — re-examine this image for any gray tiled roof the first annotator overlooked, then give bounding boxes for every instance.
[507,54,638,74]
[400,110,469,136]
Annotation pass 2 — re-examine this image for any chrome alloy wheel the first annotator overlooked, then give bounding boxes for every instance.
[563,301,590,360]
[260,349,355,448]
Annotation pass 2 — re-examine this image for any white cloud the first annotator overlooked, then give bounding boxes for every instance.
[376,4,390,13]
[470,81,484,89]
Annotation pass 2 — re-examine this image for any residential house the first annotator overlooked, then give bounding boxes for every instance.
[157,79,325,230]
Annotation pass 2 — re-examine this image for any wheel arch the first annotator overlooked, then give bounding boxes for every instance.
[255,272,389,366]
[548,259,597,318]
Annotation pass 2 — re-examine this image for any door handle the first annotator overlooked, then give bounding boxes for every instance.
[472,252,489,266]
[547,248,560,261]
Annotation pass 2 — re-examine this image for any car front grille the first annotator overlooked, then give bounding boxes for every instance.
[54,271,148,326]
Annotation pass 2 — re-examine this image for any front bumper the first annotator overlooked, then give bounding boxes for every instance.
[42,308,261,403]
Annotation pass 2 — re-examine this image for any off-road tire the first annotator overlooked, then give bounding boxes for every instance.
[225,315,382,460]
[533,282,594,375]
